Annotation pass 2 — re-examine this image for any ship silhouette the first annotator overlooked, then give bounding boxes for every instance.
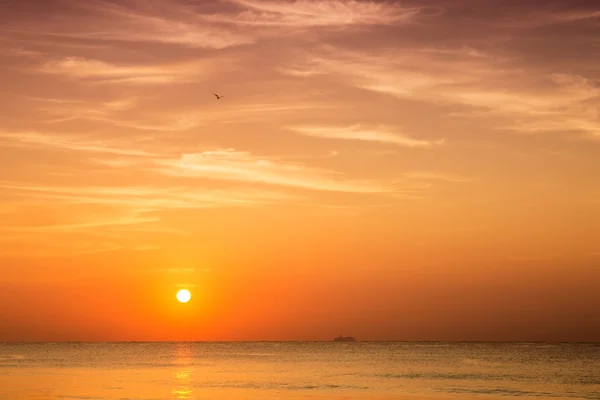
[333,335,356,342]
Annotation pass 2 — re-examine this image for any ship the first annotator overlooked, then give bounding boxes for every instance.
[333,335,356,342]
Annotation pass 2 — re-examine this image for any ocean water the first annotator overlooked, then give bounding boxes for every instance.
[0,342,598,400]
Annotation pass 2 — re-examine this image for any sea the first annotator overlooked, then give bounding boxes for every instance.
[0,342,598,400]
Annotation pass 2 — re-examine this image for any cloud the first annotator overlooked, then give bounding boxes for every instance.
[172,268,195,273]
[44,114,201,132]
[39,57,209,84]
[2,36,114,51]
[402,172,472,183]
[17,94,336,133]
[0,130,403,200]
[0,183,296,214]
[0,212,159,233]
[103,97,139,111]
[144,267,211,274]
[0,0,436,54]
[0,0,254,50]
[0,180,297,255]
[18,95,86,105]
[156,149,392,193]
[280,46,496,101]
[0,130,156,157]
[281,46,600,139]
[3,47,42,58]
[133,244,161,251]
[0,237,123,258]
[213,0,435,27]
[154,268,196,274]
[74,0,255,48]
[498,6,600,28]
[289,124,444,148]
[25,96,202,132]
[542,9,600,24]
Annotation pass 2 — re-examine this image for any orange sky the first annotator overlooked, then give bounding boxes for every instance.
[0,0,599,342]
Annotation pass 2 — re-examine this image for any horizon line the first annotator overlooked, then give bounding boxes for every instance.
[2,340,599,344]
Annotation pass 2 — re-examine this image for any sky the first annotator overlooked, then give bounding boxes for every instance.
[0,0,599,342]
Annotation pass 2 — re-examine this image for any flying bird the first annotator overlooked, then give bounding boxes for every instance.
[213,93,223,99]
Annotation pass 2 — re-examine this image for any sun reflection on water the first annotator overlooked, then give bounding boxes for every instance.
[172,344,194,400]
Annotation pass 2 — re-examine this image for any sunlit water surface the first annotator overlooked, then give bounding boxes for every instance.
[1,342,598,400]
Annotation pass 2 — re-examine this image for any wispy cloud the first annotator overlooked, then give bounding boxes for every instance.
[3,47,42,58]
[1,0,436,53]
[281,46,498,100]
[153,268,197,274]
[402,172,473,183]
[0,212,159,233]
[74,0,255,48]
[0,0,254,49]
[134,245,161,251]
[156,149,392,193]
[24,95,203,132]
[17,95,85,105]
[289,124,444,148]
[103,97,139,111]
[213,0,435,27]
[19,94,336,133]
[39,57,210,84]
[497,6,600,28]
[0,183,296,213]
[0,130,156,157]
[0,180,299,256]
[0,236,124,258]
[282,46,600,139]
[541,8,600,24]
[2,0,598,268]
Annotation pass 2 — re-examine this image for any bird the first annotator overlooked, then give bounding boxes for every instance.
[213,93,223,100]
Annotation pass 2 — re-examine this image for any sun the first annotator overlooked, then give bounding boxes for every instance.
[176,289,191,303]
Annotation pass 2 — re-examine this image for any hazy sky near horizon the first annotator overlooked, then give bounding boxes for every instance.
[0,0,599,342]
